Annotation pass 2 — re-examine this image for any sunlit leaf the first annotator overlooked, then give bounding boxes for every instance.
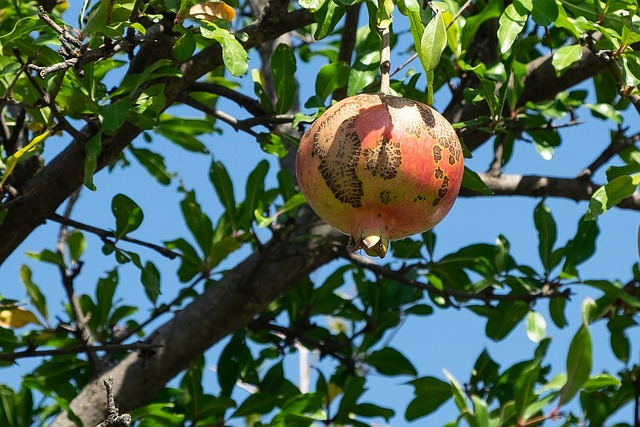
[552,45,583,75]
[111,193,144,239]
[420,11,447,72]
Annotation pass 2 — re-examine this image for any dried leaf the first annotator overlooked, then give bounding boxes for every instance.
[186,1,236,22]
[0,307,41,329]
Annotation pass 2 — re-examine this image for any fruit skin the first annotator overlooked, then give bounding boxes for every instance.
[296,93,463,258]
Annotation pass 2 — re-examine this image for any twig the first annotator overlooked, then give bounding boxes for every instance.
[48,213,180,260]
[181,95,260,137]
[344,252,570,304]
[95,377,132,427]
[579,130,640,178]
[0,342,159,362]
[112,273,208,343]
[188,82,266,117]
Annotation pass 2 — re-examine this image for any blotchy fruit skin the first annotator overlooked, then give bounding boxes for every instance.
[296,93,463,258]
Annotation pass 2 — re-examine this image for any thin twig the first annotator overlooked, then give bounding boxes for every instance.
[188,82,265,117]
[181,95,260,137]
[578,130,640,178]
[112,273,208,343]
[48,213,180,260]
[344,252,570,304]
[0,342,159,362]
[378,24,391,95]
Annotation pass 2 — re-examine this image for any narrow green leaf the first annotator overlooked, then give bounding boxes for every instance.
[111,194,144,239]
[129,147,175,185]
[207,236,241,271]
[141,261,162,304]
[533,201,557,272]
[84,132,102,191]
[549,296,568,328]
[586,175,639,220]
[420,11,447,71]
[353,402,395,421]
[498,2,529,54]
[559,323,592,406]
[525,311,546,343]
[552,45,583,75]
[244,160,269,227]
[364,347,417,376]
[209,160,237,231]
[25,249,65,268]
[462,167,494,195]
[272,43,297,114]
[19,265,48,322]
[562,214,599,275]
[315,61,350,103]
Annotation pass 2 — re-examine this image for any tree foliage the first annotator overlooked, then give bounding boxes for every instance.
[0,0,639,426]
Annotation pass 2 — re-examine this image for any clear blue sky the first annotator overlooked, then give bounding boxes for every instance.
[1,3,639,426]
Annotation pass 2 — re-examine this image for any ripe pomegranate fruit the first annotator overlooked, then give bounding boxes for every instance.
[296,93,464,258]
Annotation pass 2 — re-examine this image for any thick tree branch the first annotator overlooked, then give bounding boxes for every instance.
[460,172,640,211]
[52,212,345,426]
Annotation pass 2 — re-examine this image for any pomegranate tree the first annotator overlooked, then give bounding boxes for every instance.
[295,93,464,258]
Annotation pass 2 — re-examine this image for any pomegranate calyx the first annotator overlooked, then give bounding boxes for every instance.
[348,234,389,258]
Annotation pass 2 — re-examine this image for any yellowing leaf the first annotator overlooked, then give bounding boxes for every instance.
[327,383,343,404]
[183,1,236,23]
[0,131,49,189]
[0,307,41,329]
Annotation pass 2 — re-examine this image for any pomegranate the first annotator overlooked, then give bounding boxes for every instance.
[295,93,464,258]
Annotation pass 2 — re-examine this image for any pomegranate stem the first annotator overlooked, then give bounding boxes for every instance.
[378,24,391,95]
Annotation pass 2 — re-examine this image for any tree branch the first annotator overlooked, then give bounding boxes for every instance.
[345,252,569,305]
[460,172,640,211]
[0,342,159,362]
[52,211,345,426]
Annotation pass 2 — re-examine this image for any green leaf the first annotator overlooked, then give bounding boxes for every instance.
[315,61,350,103]
[99,98,133,134]
[533,201,557,272]
[200,23,248,76]
[586,174,639,220]
[207,235,241,271]
[462,167,493,195]
[364,347,417,376]
[209,160,238,231]
[174,29,196,61]
[231,392,278,418]
[562,214,599,275]
[420,11,447,72]
[558,323,592,406]
[485,301,529,341]
[552,45,583,76]
[313,0,344,40]
[111,194,144,239]
[549,296,568,328]
[129,147,175,185]
[67,230,86,263]
[272,43,297,114]
[25,249,66,268]
[531,0,559,27]
[141,261,162,304]
[471,395,490,427]
[498,1,529,55]
[525,311,546,343]
[243,160,269,227]
[84,132,102,191]
[19,265,48,322]
[353,402,395,421]
[405,376,452,421]
[584,102,623,123]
